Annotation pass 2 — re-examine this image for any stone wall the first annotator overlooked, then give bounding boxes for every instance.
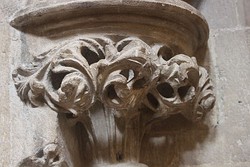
[0,0,250,166]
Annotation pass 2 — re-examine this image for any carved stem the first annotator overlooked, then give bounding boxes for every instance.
[79,101,145,165]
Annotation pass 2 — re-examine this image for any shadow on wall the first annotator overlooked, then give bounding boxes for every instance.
[140,114,210,167]
[57,114,213,167]
[56,114,212,167]
[17,113,212,167]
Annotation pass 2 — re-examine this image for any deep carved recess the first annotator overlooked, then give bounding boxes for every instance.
[10,0,215,166]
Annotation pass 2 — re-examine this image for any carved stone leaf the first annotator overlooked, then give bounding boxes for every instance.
[13,51,49,106]
[181,67,215,121]
[13,39,100,115]
[18,143,68,167]
[143,53,215,121]
[98,38,159,110]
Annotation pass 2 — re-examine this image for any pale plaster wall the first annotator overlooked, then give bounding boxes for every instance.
[0,0,250,166]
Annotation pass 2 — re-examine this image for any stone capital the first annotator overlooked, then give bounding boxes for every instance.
[11,1,215,166]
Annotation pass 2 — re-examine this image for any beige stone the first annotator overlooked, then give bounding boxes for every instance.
[1,0,250,167]
[8,1,215,166]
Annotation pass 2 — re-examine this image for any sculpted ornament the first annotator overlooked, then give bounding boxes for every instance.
[10,0,215,166]
[13,37,215,166]
[13,37,214,120]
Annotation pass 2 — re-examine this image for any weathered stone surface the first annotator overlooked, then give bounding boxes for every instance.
[236,0,250,27]
[11,35,214,166]
[0,16,11,167]
[212,29,250,163]
[18,143,68,167]
[6,1,215,167]
[197,0,238,29]
[1,0,250,167]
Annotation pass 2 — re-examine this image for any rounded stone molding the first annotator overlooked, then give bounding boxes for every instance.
[10,0,208,55]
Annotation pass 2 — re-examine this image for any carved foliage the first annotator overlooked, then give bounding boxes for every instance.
[13,37,215,120]
[19,143,68,167]
[144,54,215,121]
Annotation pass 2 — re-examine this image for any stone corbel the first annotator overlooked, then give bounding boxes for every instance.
[11,0,215,166]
